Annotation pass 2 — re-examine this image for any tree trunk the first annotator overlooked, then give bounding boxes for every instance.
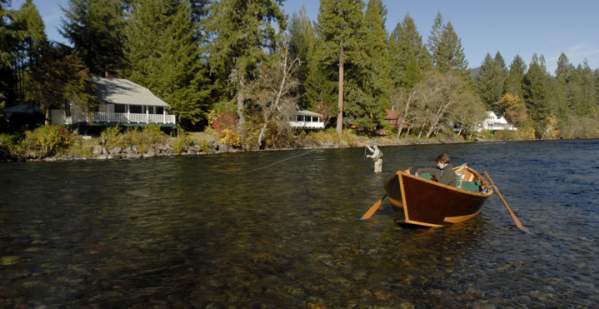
[336,46,344,136]
[44,108,50,126]
[397,90,415,139]
[258,121,267,149]
[425,101,453,138]
[236,78,246,133]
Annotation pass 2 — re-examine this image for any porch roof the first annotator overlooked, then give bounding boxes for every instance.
[93,76,169,107]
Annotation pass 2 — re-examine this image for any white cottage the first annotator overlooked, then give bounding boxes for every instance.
[289,110,325,129]
[50,77,176,127]
[476,111,517,132]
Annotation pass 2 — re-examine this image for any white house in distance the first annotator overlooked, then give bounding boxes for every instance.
[476,111,517,132]
[289,110,325,129]
[50,76,176,127]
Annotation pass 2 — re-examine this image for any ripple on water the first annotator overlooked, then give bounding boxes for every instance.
[1,141,599,307]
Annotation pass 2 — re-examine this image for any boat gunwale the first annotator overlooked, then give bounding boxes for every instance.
[397,167,494,198]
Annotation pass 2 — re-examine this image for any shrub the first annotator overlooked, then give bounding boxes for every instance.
[67,136,95,158]
[18,125,73,158]
[0,133,19,159]
[121,125,166,154]
[171,129,192,154]
[100,127,123,150]
[219,128,241,147]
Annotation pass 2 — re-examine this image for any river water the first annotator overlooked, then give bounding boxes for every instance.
[1,140,598,307]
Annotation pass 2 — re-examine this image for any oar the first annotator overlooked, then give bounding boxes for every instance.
[484,171,529,233]
[361,194,387,220]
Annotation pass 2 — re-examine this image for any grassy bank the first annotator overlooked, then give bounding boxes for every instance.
[0,125,593,162]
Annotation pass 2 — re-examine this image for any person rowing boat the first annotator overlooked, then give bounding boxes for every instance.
[414,153,458,186]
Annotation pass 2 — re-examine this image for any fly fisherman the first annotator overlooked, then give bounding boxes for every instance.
[366,145,383,173]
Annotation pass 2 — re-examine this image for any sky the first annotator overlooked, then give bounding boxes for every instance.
[11,0,599,73]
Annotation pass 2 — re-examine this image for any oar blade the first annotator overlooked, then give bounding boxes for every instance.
[361,196,385,220]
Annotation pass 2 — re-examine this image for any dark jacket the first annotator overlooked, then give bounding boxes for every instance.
[415,164,457,186]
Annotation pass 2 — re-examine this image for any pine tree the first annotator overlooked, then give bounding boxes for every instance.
[594,68,599,106]
[494,51,508,84]
[289,7,316,109]
[316,0,365,134]
[13,0,47,102]
[505,55,526,97]
[569,62,597,116]
[427,12,443,58]
[555,53,573,81]
[205,0,286,134]
[126,0,210,127]
[61,0,126,75]
[29,44,95,124]
[523,54,550,136]
[475,52,507,110]
[475,54,497,108]
[433,22,468,73]
[0,1,14,106]
[347,0,391,132]
[389,15,431,89]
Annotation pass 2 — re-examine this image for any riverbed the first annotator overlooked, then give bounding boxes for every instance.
[1,140,598,307]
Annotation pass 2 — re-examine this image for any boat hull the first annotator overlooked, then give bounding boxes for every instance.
[384,168,492,228]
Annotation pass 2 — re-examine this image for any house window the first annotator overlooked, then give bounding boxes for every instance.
[115,104,126,113]
[155,107,164,114]
[129,105,142,113]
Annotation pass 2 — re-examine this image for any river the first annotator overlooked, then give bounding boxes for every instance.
[1,140,598,307]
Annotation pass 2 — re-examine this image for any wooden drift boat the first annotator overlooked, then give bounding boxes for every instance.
[384,165,493,228]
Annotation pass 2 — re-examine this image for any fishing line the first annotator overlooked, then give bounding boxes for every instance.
[241,149,319,174]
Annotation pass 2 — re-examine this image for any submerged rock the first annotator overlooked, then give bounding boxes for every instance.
[0,256,19,266]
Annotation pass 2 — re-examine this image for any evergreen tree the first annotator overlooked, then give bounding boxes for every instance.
[494,51,508,83]
[61,0,127,75]
[205,0,285,133]
[555,53,573,81]
[505,55,526,97]
[0,1,13,107]
[389,15,431,89]
[347,0,391,132]
[427,12,443,57]
[126,0,210,127]
[28,43,95,124]
[316,0,365,134]
[13,0,47,102]
[475,52,507,110]
[289,7,316,109]
[523,54,550,136]
[594,68,599,106]
[475,54,497,108]
[433,22,468,73]
[569,62,597,116]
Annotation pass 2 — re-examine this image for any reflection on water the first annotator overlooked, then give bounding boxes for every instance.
[1,140,598,307]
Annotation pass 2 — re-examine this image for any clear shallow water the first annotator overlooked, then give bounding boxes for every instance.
[0,140,598,307]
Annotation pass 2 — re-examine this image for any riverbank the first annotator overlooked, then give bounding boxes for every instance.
[0,125,547,163]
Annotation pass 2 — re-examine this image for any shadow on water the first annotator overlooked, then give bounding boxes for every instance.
[1,140,599,307]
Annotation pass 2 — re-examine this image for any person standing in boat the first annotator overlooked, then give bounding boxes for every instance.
[366,145,383,173]
[415,153,457,186]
